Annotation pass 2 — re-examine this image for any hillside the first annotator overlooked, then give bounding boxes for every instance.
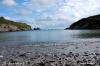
[0,17,32,32]
[67,14,100,29]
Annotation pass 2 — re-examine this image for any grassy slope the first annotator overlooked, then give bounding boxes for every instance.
[0,17,32,30]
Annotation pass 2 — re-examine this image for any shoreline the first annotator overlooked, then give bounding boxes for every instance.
[0,40,100,66]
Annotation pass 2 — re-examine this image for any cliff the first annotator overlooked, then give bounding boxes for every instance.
[0,17,32,32]
[67,14,100,29]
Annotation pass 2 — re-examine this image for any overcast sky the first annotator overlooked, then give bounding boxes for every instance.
[0,0,100,29]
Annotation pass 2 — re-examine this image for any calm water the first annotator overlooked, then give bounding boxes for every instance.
[0,30,100,45]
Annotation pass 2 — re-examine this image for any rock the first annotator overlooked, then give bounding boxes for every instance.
[9,59,16,63]
[65,64,71,66]
[35,62,45,66]
[66,52,74,57]
[66,14,100,29]
[0,55,3,58]
[84,64,95,66]
[0,24,20,32]
[33,27,41,30]
[19,53,26,57]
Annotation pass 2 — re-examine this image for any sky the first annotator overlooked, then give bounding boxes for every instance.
[0,0,100,29]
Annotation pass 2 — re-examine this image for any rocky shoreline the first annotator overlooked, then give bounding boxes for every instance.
[0,39,100,66]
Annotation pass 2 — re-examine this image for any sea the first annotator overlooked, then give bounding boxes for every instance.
[0,30,100,45]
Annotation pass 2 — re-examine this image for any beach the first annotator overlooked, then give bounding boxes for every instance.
[0,0,100,65]
[0,39,100,66]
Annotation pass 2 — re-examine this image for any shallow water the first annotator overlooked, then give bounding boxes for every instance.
[0,30,100,45]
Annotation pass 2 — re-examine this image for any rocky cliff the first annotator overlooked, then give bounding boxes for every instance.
[0,17,32,32]
[67,14,100,29]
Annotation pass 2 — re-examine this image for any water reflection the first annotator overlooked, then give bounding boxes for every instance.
[0,30,100,44]
[74,30,100,38]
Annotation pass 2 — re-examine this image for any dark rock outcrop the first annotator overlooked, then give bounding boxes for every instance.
[0,17,32,32]
[33,27,40,30]
[67,14,100,29]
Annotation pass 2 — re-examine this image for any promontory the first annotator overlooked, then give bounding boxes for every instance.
[0,17,32,32]
[66,14,100,29]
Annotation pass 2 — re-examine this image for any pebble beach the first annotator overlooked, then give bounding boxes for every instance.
[0,39,100,66]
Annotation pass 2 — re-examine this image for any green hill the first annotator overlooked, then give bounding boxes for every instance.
[66,14,100,29]
[0,17,32,32]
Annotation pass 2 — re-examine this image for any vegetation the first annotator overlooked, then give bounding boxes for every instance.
[0,17,32,30]
[67,14,100,29]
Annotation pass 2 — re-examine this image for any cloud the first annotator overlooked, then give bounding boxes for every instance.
[2,0,17,7]
[14,0,63,16]
[2,0,100,29]
[16,0,100,18]
[55,0,100,21]
[4,16,12,20]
